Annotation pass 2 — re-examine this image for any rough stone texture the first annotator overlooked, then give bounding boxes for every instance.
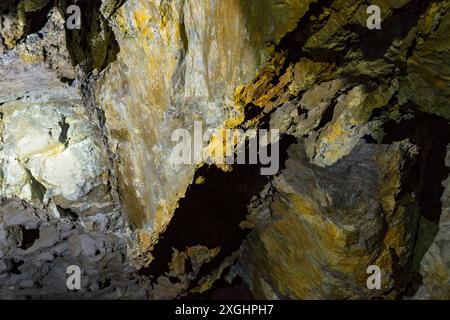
[0,53,112,215]
[0,198,146,299]
[1,0,449,300]
[413,146,450,299]
[0,30,145,298]
[226,0,450,300]
[15,7,76,79]
[237,141,419,299]
[399,1,450,119]
[93,0,314,263]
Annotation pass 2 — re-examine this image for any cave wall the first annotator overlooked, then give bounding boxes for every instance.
[0,0,449,299]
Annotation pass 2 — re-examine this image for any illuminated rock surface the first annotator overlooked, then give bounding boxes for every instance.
[0,0,449,299]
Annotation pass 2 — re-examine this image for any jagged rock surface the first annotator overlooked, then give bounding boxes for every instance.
[0,0,449,299]
[0,19,145,298]
[413,147,450,299]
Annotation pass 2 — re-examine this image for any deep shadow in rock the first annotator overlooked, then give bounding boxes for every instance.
[183,273,255,300]
[60,0,121,72]
[139,134,296,295]
[382,110,450,297]
[19,226,40,250]
[139,163,268,284]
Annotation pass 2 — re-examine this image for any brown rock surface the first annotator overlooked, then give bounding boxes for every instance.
[0,0,449,299]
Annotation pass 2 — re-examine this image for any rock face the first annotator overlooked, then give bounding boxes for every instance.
[0,49,145,298]
[237,141,419,299]
[1,57,107,211]
[94,0,308,243]
[413,147,450,299]
[0,0,449,299]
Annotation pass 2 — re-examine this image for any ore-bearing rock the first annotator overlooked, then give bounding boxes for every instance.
[0,0,449,299]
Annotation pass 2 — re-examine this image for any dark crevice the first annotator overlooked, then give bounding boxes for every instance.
[19,226,40,250]
[56,204,79,221]
[0,1,18,15]
[9,259,24,275]
[389,246,423,299]
[238,0,418,131]
[169,276,181,284]
[60,0,121,73]
[362,134,377,144]
[382,109,450,297]
[270,0,439,82]
[276,0,335,68]
[104,0,127,19]
[242,103,264,125]
[139,134,296,294]
[24,168,47,202]
[315,96,339,130]
[59,76,75,85]
[341,0,433,61]
[179,17,189,55]
[188,134,296,292]
[1,0,53,47]
[183,273,254,300]
[382,111,450,222]
[139,163,268,283]
[153,2,344,295]
[58,115,70,147]
[389,248,408,299]
[98,278,111,290]
[235,0,337,129]
[24,0,54,37]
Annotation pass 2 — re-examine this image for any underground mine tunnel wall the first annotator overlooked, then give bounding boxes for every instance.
[1,0,450,300]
